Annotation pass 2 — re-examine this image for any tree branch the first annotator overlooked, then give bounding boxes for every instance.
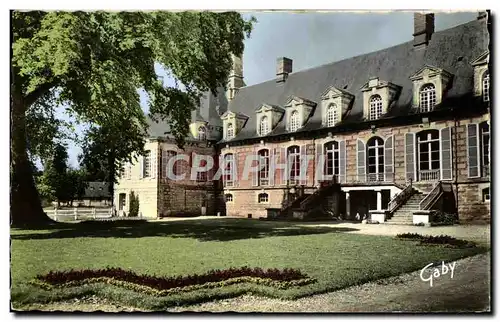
[24,79,59,107]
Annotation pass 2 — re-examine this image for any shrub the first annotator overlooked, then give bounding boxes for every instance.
[33,267,315,295]
[431,211,457,225]
[129,191,139,217]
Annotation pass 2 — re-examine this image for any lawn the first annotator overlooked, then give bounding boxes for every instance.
[10,218,488,310]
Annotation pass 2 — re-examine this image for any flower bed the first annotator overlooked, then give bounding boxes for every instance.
[395,233,476,248]
[31,267,316,296]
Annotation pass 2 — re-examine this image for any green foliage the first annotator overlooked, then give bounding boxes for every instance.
[128,191,139,217]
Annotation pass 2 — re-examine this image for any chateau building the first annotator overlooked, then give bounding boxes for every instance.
[114,13,491,224]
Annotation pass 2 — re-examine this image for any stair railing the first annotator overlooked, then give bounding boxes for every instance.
[388,179,414,214]
[419,181,443,210]
[298,175,338,210]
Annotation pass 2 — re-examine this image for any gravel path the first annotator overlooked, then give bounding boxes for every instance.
[171,253,490,313]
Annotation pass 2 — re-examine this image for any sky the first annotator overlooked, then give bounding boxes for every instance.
[62,11,479,168]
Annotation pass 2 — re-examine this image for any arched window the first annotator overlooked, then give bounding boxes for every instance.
[258,193,269,203]
[367,137,384,181]
[259,116,269,136]
[226,123,234,140]
[289,111,300,132]
[326,104,338,127]
[258,149,270,186]
[417,130,440,181]
[225,194,233,202]
[198,126,206,140]
[223,153,234,187]
[480,121,490,176]
[369,95,383,120]
[287,145,300,184]
[483,71,490,102]
[419,84,436,112]
[324,141,340,177]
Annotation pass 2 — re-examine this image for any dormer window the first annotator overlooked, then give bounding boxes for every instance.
[198,126,206,140]
[226,123,234,140]
[410,65,453,112]
[289,110,300,132]
[361,78,401,121]
[259,116,270,136]
[369,95,383,120]
[326,104,338,127]
[419,84,436,112]
[483,71,490,102]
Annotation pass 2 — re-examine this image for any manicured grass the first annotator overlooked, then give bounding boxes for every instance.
[10,218,488,310]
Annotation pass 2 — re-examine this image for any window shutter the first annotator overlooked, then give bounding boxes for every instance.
[339,140,346,184]
[252,148,258,186]
[269,148,275,186]
[151,148,157,179]
[139,155,144,179]
[281,147,287,185]
[440,127,453,180]
[384,135,394,182]
[233,153,239,187]
[356,139,366,182]
[467,124,480,178]
[300,145,307,185]
[315,143,323,186]
[405,132,416,182]
[276,147,286,185]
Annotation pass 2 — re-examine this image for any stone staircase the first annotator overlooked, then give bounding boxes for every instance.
[386,192,426,225]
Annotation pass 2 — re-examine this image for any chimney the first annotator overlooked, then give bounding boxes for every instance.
[477,11,488,20]
[226,54,244,102]
[413,13,434,49]
[276,57,293,83]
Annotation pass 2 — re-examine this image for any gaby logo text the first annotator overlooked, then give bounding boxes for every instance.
[420,261,456,287]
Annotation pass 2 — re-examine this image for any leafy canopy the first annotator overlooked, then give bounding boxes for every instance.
[12,11,255,149]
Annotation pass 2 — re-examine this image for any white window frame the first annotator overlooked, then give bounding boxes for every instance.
[326,104,338,127]
[225,193,233,203]
[226,123,234,140]
[258,192,269,203]
[417,130,440,181]
[143,150,152,178]
[198,126,207,140]
[366,137,384,181]
[289,111,300,132]
[419,84,436,112]
[369,95,383,120]
[324,141,340,177]
[258,149,270,186]
[483,71,490,102]
[480,122,490,176]
[259,116,269,136]
[223,153,234,187]
[287,145,300,185]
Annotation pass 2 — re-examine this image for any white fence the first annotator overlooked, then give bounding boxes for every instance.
[45,208,114,221]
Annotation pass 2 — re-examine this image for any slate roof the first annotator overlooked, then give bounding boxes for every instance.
[221,18,489,143]
[84,182,111,199]
[147,87,228,141]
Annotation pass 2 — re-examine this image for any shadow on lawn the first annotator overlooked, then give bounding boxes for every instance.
[10,218,359,242]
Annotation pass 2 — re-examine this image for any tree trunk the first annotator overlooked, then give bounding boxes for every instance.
[10,94,52,227]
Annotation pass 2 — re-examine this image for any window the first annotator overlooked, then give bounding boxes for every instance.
[326,104,338,127]
[369,95,383,120]
[225,194,233,202]
[480,122,490,176]
[121,163,131,180]
[118,193,126,211]
[258,193,269,203]
[289,111,300,132]
[226,123,234,140]
[482,187,490,202]
[287,145,300,184]
[367,137,384,181]
[258,149,270,186]
[161,150,179,178]
[143,150,151,178]
[324,141,340,177]
[419,84,436,112]
[223,153,234,187]
[259,116,270,136]
[417,130,440,181]
[198,126,206,140]
[483,71,490,102]
[196,159,208,182]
